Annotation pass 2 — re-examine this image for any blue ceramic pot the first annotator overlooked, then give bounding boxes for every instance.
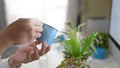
[93,47,107,59]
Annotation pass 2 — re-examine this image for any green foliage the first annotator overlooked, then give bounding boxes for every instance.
[56,22,99,68]
[93,33,108,49]
[60,22,98,59]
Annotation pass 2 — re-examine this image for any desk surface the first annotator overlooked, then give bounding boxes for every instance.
[21,43,119,68]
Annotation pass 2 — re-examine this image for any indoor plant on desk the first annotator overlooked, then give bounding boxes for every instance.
[93,33,108,59]
[56,22,98,68]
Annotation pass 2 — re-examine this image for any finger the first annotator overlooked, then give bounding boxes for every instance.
[31,46,40,60]
[45,46,51,54]
[24,47,33,63]
[11,52,26,63]
[33,26,43,32]
[19,42,36,52]
[34,32,41,38]
[28,48,35,62]
[27,41,40,47]
[34,20,43,26]
[19,46,31,53]
[39,41,47,56]
[26,52,32,63]
[35,41,41,44]
[31,41,41,60]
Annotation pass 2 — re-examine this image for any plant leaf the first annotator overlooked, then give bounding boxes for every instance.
[80,32,98,56]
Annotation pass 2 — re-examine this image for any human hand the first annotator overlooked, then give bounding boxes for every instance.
[2,18,43,45]
[8,41,50,68]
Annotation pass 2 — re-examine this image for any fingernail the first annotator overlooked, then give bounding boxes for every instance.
[43,41,46,44]
[43,41,48,45]
[35,41,40,44]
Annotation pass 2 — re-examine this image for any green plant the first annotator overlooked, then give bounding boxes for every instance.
[57,22,98,68]
[93,33,108,49]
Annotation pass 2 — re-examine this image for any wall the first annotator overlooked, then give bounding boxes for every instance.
[109,39,120,67]
[81,1,120,66]
[81,0,111,22]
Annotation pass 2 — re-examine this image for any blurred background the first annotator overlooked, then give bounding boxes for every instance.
[0,0,120,68]
[0,0,111,31]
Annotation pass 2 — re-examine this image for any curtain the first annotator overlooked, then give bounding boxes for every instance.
[4,0,83,29]
[66,0,83,27]
[5,0,68,31]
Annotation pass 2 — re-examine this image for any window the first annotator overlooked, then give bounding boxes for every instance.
[5,0,68,31]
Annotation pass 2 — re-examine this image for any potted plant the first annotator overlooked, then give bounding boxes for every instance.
[56,22,98,68]
[92,33,108,59]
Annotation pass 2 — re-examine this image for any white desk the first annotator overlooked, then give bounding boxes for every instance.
[89,55,119,68]
[21,43,119,68]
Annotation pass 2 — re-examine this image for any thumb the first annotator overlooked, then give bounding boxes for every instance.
[30,41,41,47]
[35,41,41,45]
[18,41,39,52]
[19,45,33,53]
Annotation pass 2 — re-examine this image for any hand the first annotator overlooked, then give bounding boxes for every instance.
[8,41,50,68]
[2,18,43,45]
